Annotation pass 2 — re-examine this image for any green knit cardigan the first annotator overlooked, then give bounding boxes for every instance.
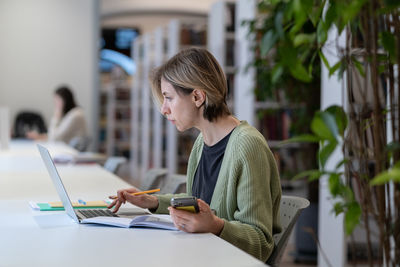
[154,121,282,262]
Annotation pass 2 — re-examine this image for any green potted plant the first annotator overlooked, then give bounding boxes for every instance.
[248,0,400,266]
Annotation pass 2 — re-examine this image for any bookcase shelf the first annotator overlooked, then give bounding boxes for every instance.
[131,18,207,181]
[106,83,131,157]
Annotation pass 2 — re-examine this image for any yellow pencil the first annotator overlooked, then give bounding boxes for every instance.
[109,188,160,200]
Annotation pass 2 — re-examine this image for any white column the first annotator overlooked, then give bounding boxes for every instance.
[141,34,151,180]
[166,20,180,174]
[234,0,256,126]
[319,25,346,267]
[152,27,164,169]
[208,1,226,68]
[130,38,141,178]
[0,106,10,150]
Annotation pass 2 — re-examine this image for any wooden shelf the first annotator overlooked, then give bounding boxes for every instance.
[255,101,306,110]
[267,140,311,149]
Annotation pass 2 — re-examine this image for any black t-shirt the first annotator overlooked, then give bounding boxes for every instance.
[192,129,234,205]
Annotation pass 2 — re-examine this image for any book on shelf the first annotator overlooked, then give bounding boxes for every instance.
[258,109,292,141]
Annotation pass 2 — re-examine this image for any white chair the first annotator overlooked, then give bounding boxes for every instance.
[69,136,91,152]
[140,168,168,190]
[103,157,127,174]
[266,195,310,266]
[160,174,187,194]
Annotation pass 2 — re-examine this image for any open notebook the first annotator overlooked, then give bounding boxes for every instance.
[81,214,177,230]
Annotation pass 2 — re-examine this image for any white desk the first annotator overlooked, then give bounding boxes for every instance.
[0,141,266,267]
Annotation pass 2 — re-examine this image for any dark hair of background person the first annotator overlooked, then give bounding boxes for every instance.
[55,86,77,117]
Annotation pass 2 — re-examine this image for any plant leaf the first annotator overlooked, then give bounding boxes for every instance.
[333,201,345,215]
[308,1,325,27]
[380,31,397,62]
[344,202,361,235]
[271,64,284,84]
[329,60,342,76]
[261,30,277,57]
[319,141,338,169]
[311,111,338,140]
[352,57,366,77]
[293,33,316,47]
[317,21,327,44]
[281,134,321,144]
[292,169,324,181]
[335,159,349,170]
[370,168,400,185]
[289,61,312,82]
[274,11,284,38]
[326,105,348,136]
[329,173,341,196]
[383,0,400,8]
[319,50,330,69]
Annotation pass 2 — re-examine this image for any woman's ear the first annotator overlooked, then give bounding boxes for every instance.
[192,89,206,108]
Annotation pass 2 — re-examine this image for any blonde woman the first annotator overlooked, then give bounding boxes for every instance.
[108,48,282,262]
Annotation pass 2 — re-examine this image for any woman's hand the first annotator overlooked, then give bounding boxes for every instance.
[107,187,159,213]
[26,130,40,140]
[168,199,224,235]
[25,131,46,140]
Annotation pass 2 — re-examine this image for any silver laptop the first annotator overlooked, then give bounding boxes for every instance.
[37,144,118,223]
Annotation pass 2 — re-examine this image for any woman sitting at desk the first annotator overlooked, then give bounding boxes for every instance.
[27,86,88,144]
[108,48,282,262]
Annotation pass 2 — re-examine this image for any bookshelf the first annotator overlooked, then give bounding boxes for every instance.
[98,69,132,157]
[106,82,131,157]
[131,19,207,182]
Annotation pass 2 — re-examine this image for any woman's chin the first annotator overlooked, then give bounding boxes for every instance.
[176,124,189,132]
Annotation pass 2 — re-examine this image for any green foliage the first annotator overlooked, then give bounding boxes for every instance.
[286,105,362,234]
[370,166,400,185]
[252,0,400,240]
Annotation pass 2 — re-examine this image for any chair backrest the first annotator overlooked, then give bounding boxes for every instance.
[69,136,91,152]
[266,195,310,266]
[160,174,187,194]
[13,111,47,138]
[103,156,127,174]
[140,168,168,190]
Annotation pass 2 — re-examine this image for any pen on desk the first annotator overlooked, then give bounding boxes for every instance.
[108,188,161,200]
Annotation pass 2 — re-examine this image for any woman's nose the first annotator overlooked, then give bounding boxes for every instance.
[161,101,169,116]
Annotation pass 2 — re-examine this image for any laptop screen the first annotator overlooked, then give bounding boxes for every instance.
[37,144,79,223]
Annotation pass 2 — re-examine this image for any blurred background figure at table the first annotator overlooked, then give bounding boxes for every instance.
[26,86,89,149]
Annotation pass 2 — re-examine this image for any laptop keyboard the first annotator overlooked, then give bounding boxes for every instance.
[78,209,119,218]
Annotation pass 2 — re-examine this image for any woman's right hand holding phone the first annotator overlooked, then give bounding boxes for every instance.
[107,187,159,213]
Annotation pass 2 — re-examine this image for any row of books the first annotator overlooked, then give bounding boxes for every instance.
[258,109,292,141]
[180,28,207,45]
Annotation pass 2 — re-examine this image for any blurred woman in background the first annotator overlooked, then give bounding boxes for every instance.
[26,86,88,145]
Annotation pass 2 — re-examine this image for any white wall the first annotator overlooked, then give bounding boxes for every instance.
[0,0,99,148]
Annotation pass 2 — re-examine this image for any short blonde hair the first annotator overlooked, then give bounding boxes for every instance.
[150,48,230,122]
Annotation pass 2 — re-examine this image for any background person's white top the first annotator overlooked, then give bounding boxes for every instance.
[48,107,88,143]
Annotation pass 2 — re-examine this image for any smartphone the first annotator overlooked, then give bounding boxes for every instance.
[170,196,199,213]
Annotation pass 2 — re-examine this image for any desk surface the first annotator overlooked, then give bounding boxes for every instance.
[0,141,266,267]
